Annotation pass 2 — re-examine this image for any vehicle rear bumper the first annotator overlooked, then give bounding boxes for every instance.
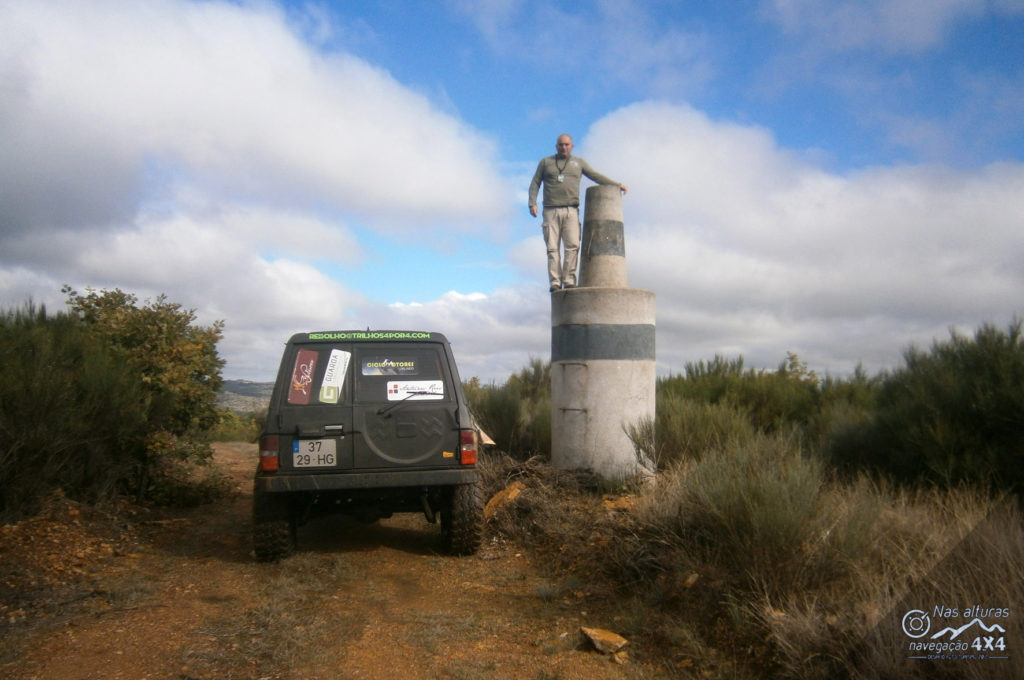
[254,468,477,493]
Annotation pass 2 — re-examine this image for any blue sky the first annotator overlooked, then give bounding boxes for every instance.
[2,0,1023,382]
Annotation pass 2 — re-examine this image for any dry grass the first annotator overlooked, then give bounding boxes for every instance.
[479,439,1024,679]
[178,552,360,678]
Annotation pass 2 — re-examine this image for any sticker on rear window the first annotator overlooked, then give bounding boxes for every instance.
[288,349,318,404]
[386,380,444,401]
[319,349,350,404]
[362,357,418,376]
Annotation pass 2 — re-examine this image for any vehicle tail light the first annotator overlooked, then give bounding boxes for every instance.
[459,429,477,465]
[259,435,279,472]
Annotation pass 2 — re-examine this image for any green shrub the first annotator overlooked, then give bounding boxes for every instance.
[0,304,148,519]
[63,287,225,491]
[521,392,551,458]
[144,453,235,507]
[1,291,228,520]
[663,354,747,404]
[635,354,882,470]
[833,321,1024,490]
[484,414,1021,678]
[465,379,527,454]
[760,488,1024,680]
[464,358,551,460]
[658,353,830,437]
[208,408,265,442]
[641,434,828,595]
[626,393,756,469]
[474,339,1024,677]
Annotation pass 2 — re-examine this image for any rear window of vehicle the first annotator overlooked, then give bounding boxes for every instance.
[354,347,449,403]
[281,344,451,406]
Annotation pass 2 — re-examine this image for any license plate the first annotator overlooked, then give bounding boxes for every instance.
[292,439,337,467]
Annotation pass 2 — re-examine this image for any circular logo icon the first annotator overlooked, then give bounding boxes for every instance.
[902,609,931,638]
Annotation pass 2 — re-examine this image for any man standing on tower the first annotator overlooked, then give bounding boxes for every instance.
[529,134,628,292]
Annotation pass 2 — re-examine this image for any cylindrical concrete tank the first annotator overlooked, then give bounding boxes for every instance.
[550,185,656,481]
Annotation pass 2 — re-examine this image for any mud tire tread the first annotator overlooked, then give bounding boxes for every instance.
[442,482,484,556]
[253,490,295,562]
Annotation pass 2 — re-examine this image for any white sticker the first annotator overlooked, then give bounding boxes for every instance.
[319,349,351,404]
[386,380,444,401]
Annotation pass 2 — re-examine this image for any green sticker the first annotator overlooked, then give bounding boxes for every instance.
[318,349,350,403]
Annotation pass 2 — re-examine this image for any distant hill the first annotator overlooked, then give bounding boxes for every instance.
[219,379,273,413]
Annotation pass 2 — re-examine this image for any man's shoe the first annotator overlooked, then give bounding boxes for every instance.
[550,284,561,293]
[563,283,577,289]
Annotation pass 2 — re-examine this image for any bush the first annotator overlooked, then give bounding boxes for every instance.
[659,353,823,435]
[1,290,227,520]
[833,321,1024,491]
[144,453,235,507]
[464,358,551,460]
[63,287,225,491]
[637,434,831,596]
[208,408,265,442]
[483,433,1023,679]
[478,343,1023,678]
[0,304,149,519]
[465,379,525,454]
[626,393,756,469]
[759,487,1024,680]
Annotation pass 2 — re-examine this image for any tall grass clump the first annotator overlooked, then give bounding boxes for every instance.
[626,441,1023,679]
[636,434,838,596]
[760,488,1024,680]
[0,304,148,519]
[625,393,756,469]
[660,353,823,434]
[464,357,551,460]
[1,291,227,520]
[832,321,1024,491]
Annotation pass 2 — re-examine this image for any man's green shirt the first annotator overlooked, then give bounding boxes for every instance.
[529,155,619,209]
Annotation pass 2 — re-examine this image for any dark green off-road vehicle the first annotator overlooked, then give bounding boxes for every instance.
[252,330,483,561]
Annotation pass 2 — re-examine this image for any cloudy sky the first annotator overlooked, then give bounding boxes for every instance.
[2,0,1023,383]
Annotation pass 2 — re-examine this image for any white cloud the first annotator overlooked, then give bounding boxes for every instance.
[582,101,1024,374]
[361,287,552,381]
[754,1,1024,163]
[3,1,1021,387]
[216,206,363,265]
[452,0,715,99]
[764,0,987,53]
[33,208,362,374]
[0,0,510,236]
[446,0,523,42]
[0,0,518,381]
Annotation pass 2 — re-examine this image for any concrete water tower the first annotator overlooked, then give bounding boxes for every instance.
[550,185,656,480]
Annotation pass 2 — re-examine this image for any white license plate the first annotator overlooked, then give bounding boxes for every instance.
[292,439,337,467]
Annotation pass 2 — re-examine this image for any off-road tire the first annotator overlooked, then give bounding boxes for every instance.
[441,482,484,556]
[253,490,296,562]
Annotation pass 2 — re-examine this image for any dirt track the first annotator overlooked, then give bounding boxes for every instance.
[1,443,653,680]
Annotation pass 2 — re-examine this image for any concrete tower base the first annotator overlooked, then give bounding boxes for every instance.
[550,185,656,482]
[551,287,655,480]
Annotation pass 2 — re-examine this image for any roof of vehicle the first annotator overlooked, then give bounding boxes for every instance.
[288,330,450,344]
